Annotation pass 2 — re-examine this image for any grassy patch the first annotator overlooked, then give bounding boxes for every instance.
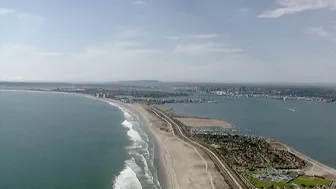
[250,177,292,188]
[291,176,332,186]
[249,176,332,188]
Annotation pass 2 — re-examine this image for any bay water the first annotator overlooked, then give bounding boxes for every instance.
[166,97,336,169]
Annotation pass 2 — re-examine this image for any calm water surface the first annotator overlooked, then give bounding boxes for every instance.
[0,91,162,189]
[166,97,336,169]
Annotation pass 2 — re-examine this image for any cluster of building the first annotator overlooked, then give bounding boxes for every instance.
[185,126,234,135]
[190,134,306,172]
[50,88,214,104]
[118,97,209,104]
[253,170,301,183]
[194,85,336,103]
[212,91,332,103]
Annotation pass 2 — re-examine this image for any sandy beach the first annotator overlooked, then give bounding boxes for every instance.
[127,103,229,189]
[8,90,336,188]
[85,95,228,189]
[175,117,233,128]
[155,105,234,128]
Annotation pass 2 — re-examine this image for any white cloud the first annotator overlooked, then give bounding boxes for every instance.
[134,1,146,5]
[16,13,44,22]
[260,0,336,18]
[0,8,43,23]
[79,41,159,60]
[0,9,45,36]
[174,43,243,55]
[0,8,15,15]
[1,41,335,83]
[0,41,162,82]
[189,34,219,39]
[305,27,332,37]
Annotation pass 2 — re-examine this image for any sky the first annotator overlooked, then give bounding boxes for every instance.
[0,0,336,83]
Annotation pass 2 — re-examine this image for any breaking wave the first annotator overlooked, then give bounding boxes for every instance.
[113,159,142,189]
[110,103,162,189]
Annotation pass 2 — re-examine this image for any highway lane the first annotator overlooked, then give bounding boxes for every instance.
[150,106,248,189]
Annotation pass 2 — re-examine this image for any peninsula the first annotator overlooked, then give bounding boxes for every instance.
[2,82,336,189]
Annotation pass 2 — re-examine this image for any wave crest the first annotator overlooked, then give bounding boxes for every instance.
[109,102,161,189]
[113,158,143,189]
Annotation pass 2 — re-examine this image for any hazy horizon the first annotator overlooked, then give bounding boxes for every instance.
[1,79,336,87]
[1,0,336,83]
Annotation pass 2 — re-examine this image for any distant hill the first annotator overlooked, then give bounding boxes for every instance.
[115,80,163,85]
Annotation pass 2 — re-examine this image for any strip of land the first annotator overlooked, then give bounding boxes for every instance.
[128,103,230,189]
[270,141,336,180]
[5,89,336,188]
[156,106,234,128]
[175,117,233,128]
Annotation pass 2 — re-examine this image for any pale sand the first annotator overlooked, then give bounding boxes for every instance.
[175,117,233,128]
[155,105,233,128]
[128,103,229,189]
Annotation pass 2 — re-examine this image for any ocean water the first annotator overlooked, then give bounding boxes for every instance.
[0,91,162,189]
[166,97,336,169]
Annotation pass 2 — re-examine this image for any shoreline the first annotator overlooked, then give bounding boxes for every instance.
[128,103,229,189]
[2,89,336,186]
[83,95,168,189]
[0,89,168,189]
[270,141,336,180]
[156,105,235,128]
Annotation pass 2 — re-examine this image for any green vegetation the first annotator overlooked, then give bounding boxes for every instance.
[291,176,332,187]
[250,176,332,188]
[250,177,292,188]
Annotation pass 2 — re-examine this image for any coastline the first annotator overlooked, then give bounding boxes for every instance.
[0,89,168,189]
[96,97,223,189]
[271,141,336,180]
[128,103,230,189]
[83,95,167,189]
[2,89,336,187]
[156,105,235,128]
[84,95,230,189]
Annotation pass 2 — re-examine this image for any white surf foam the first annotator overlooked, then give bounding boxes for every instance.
[123,111,133,120]
[113,159,143,189]
[122,120,143,141]
[107,101,161,189]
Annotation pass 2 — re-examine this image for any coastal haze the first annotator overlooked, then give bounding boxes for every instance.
[1,0,336,189]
